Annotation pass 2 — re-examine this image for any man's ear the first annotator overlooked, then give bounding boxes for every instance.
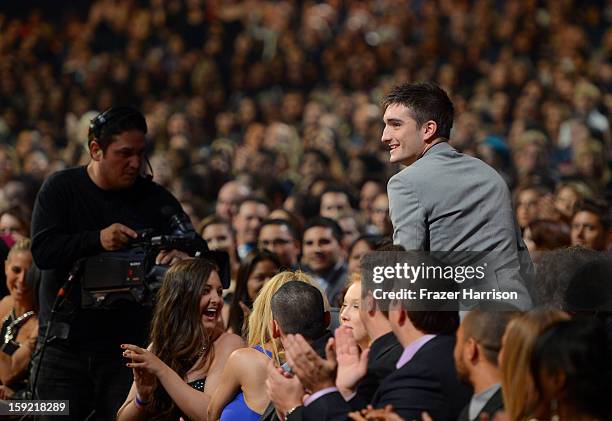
[271,319,281,339]
[466,338,479,363]
[422,120,438,143]
[90,141,103,161]
[365,291,376,316]
[397,307,407,326]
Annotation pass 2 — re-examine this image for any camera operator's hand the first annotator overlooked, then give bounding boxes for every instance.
[100,223,138,251]
[155,249,190,266]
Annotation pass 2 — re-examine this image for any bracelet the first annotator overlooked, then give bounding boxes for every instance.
[285,405,301,419]
[134,393,151,409]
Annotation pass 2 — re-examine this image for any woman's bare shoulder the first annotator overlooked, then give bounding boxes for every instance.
[0,296,13,318]
[213,331,244,351]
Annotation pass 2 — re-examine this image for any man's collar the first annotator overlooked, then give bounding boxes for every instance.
[419,139,451,159]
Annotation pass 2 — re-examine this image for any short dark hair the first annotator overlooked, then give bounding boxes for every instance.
[572,198,610,230]
[320,185,355,209]
[303,216,343,243]
[88,106,148,151]
[258,218,299,242]
[382,82,454,139]
[532,319,612,420]
[271,281,327,340]
[406,311,459,335]
[462,310,518,366]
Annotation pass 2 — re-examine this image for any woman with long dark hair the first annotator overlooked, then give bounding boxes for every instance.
[226,250,280,336]
[117,258,243,421]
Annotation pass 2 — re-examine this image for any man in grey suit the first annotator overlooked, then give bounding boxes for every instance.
[382,82,533,309]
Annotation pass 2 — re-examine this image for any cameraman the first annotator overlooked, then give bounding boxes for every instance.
[30,107,190,420]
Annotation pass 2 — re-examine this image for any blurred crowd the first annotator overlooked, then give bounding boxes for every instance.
[0,0,611,221]
[0,0,611,418]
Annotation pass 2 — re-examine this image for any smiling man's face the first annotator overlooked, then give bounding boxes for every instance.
[381,104,427,166]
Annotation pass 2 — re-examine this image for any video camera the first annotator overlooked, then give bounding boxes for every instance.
[79,211,229,309]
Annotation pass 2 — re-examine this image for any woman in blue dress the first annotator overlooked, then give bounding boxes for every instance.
[208,271,321,421]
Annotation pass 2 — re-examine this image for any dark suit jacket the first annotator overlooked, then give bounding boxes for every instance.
[349,331,403,410]
[457,388,504,421]
[260,330,334,421]
[304,335,472,421]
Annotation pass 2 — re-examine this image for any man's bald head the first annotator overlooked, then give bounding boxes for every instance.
[216,180,251,220]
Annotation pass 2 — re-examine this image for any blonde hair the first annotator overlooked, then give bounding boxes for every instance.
[501,309,569,421]
[7,238,31,259]
[246,270,326,363]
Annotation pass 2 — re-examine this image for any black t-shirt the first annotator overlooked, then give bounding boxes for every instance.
[31,166,183,353]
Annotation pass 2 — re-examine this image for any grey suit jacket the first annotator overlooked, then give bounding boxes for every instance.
[388,142,533,308]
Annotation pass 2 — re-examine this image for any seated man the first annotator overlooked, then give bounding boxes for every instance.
[455,310,516,421]
[258,219,301,270]
[301,217,347,306]
[271,306,471,421]
[234,197,271,260]
[570,200,610,251]
[260,281,332,421]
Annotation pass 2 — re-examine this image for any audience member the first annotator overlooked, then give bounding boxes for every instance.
[0,239,37,400]
[262,279,333,421]
[338,271,403,406]
[210,271,323,421]
[233,197,271,260]
[553,182,590,222]
[301,217,348,306]
[226,250,280,335]
[534,246,612,313]
[570,200,610,250]
[198,215,239,291]
[455,310,516,421]
[0,206,31,246]
[499,309,570,421]
[216,181,251,222]
[0,1,610,418]
[320,187,353,221]
[337,213,362,251]
[339,274,370,352]
[530,319,612,421]
[346,235,387,277]
[522,219,571,259]
[279,306,469,421]
[117,258,243,421]
[370,193,392,236]
[258,219,301,270]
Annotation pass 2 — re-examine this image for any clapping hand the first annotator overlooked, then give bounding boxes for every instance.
[122,344,164,403]
[283,334,337,394]
[335,326,370,398]
[265,361,305,420]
